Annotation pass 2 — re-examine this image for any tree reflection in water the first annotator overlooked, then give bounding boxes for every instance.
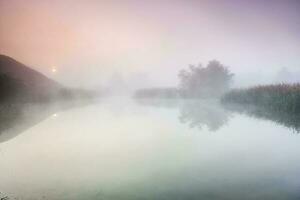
[136,99,230,132]
[179,100,230,131]
[137,98,300,133]
[223,103,300,133]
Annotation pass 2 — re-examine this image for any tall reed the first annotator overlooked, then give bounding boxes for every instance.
[222,83,300,114]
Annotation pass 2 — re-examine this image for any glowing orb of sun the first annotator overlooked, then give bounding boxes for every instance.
[52,68,57,73]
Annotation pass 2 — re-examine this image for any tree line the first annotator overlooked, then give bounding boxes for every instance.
[135,60,234,98]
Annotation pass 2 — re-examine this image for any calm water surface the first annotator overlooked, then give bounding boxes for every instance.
[0,99,300,200]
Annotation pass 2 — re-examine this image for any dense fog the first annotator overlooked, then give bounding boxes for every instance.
[1,0,300,90]
[1,1,300,200]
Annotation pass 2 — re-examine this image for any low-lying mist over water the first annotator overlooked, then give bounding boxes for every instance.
[1,99,300,200]
[1,0,300,199]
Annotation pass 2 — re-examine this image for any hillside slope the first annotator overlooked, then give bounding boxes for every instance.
[0,55,99,103]
[0,55,63,102]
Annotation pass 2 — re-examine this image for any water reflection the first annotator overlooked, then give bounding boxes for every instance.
[223,103,300,133]
[137,99,300,133]
[1,99,300,200]
[136,99,230,132]
[4,97,300,144]
[179,100,229,131]
[0,100,96,143]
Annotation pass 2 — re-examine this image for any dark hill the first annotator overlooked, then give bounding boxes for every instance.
[0,55,99,103]
[0,55,64,102]
[0,54,60,90]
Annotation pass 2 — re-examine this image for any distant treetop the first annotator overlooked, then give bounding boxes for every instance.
[178,60,234,98]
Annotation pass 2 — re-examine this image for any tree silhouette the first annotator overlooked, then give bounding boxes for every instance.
[178,60,234,98]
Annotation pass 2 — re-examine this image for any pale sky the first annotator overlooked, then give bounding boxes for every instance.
[1,0,300,88]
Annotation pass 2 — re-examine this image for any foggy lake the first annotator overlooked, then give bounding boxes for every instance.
[2,0,300,199]
[1,99,300,200]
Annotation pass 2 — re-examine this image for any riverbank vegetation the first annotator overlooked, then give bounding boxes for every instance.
[222,84,300,114]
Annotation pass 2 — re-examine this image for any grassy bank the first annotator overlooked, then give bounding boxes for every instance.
[221,84,300,114]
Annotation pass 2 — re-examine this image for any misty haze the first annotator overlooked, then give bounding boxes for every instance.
[1,0,300,200]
